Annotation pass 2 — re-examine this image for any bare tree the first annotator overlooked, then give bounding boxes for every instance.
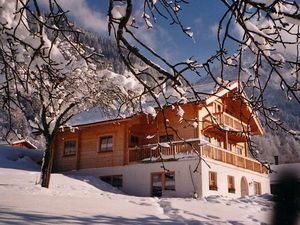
[0,0,144,188]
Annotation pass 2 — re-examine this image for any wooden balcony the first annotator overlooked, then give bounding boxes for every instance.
[201,145,267,174]
[129,142,267,174]
[129,140,196,163]
[204,112,249,132]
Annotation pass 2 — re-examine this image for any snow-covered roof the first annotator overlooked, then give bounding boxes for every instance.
[0,146,43,171]
[12,139,37,149]
[67,107,123,127]
[270,163,300,184]
[68,82,234,127]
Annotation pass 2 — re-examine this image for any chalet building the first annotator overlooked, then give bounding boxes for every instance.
[12,139,37,149]
[53,81,270,198]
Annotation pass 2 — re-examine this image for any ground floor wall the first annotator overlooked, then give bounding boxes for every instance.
[201,158,270,198]
[66,159,270,198]
[68,160,202,198]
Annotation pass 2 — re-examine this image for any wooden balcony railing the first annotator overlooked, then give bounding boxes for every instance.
[201,145,267,174]
[205,112,249,132]
[129,141,195,162]
[129,143,267,174]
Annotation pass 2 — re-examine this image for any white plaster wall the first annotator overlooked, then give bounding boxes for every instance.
[67,158,270,198]
[70,159,202,197]
[201,158,270,197]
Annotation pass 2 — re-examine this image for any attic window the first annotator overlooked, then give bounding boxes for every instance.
[64,140,77,156]
[214,102,223,113]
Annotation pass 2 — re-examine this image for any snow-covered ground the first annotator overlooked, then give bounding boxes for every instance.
[0,147,285,224]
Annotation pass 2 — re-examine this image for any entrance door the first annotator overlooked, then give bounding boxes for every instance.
[241,176,249,197]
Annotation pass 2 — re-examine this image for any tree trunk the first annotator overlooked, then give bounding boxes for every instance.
[40,138,54,188]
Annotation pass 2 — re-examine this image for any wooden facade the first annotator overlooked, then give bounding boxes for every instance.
[53,82,265,174]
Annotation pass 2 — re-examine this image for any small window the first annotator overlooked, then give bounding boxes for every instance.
[227,175,235,193]
[99,136,113,152]
[64,140,77,156]
[164,172,175,191]
[100,175,123,189]
[209,171,218,191]
[159,135,174,143]
[203,134,211,143]
[216,139,222,148]
[130,135,139,147]
[215,103,222,113]
[227,143,233,151]
[236,147,243,155]
[254,181,261,195]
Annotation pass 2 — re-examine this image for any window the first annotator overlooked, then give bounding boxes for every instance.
[216,139,222,148]
[203,134,211,143]
[227,175,235,193]
[236,146,243,155]
[254,181,261,195]
[215,103,222,113]
[100,175,123,189]
[164,172,175,191]
[209,171,218,191]
[130,135,139,147]
[227,143,233,151]
[64,140,77,156]
[99,136,113,152]
[151,172,175,197]
[159,135,174,143]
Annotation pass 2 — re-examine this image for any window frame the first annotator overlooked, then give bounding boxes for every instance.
[151,171,176,196]
[159,134,174,143]
[129,135,139,148]
[216,138,222,148]
[98,135,114,152]
[254,181,262,195]
[99,175,123,189]
[209,171,218,191]
[236,146,243,155]
[214,102,223,113]
[63,139,77,157]
[227,175,235,193]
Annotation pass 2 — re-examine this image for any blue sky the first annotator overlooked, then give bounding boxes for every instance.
[40,1,233,81]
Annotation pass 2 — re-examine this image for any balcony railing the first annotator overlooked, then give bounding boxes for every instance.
[204,112,249,132]
[129,141,196,162]
[129,142,267,174]
[201,145,266,173]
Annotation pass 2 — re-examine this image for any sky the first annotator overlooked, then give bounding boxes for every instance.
[39,1,235,81]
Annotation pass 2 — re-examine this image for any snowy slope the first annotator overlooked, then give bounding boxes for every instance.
[0,146,43,171]
[0,147,286,225]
